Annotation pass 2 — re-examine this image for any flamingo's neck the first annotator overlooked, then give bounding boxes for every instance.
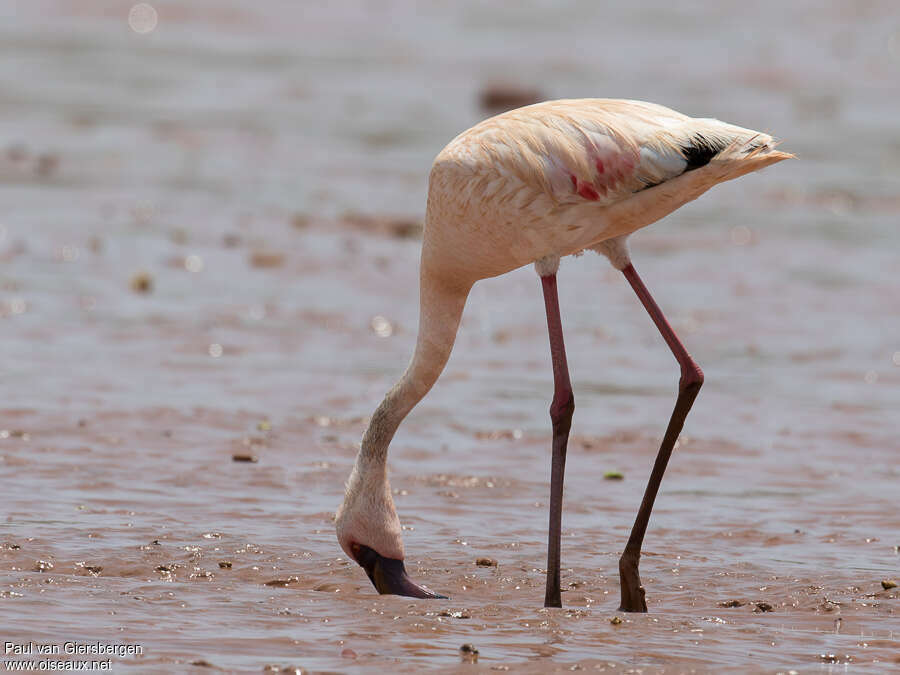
[358,382,416,469]
[358,270,471,469]
[337,267,471,559]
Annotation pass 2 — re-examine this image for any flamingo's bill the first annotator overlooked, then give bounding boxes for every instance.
[352,544,447,599]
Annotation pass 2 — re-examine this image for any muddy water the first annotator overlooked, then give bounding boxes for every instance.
[1,0,899,671]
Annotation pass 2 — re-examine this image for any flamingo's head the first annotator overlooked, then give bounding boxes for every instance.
[335,462,446,599]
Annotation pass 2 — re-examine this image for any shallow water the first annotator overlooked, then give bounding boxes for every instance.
[1,0,899,672]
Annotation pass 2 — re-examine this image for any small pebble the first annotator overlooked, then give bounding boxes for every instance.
[250,251,285,268]
[459,644,479,663]
[475,557,497,567]
[130,272,153,294]
[439,610,471,619]
[881,579,897,590]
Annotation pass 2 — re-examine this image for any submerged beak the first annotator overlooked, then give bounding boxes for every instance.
[352,544,448,599]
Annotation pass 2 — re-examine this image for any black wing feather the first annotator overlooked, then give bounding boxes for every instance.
[680,133,729,171]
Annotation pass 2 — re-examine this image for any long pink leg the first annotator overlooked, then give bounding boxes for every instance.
[618,262,704,612]
[540,273,575,608]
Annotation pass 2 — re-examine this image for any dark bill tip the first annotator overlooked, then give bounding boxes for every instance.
[352,544,447,599]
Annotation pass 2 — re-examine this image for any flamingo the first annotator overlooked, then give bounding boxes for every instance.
[335,99,792,611]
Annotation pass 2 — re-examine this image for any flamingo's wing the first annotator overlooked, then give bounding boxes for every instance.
[462,99,753,208]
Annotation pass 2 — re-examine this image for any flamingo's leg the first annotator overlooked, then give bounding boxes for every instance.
[617,262,704,612]
[540,273,575,608]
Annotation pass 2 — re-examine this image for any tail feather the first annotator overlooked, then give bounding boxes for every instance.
[710,132,794,181]
[675,119,793,181]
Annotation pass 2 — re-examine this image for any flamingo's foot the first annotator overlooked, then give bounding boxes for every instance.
[618,552,648,612]
[352,544,447,599]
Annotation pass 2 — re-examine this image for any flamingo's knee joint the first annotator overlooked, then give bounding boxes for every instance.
[680,363,704,393]
[550,389,575,432]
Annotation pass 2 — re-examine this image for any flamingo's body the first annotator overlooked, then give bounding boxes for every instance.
[336,99,792,609]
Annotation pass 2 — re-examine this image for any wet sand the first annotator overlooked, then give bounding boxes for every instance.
[2,0,900,672]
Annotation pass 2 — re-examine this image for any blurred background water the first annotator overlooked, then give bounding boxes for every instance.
[3,0,898,444]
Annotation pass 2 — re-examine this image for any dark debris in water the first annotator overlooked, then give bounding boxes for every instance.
[478,83,544,113]
[250,251,285,268]
[754,602,774,612]
[130,272,153,294]
[265,576,302,587]
[232,453,259,463]
[718,599,744,608]
[340,212,423,240]
[475,557,497,567]
[459,643,479,663]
